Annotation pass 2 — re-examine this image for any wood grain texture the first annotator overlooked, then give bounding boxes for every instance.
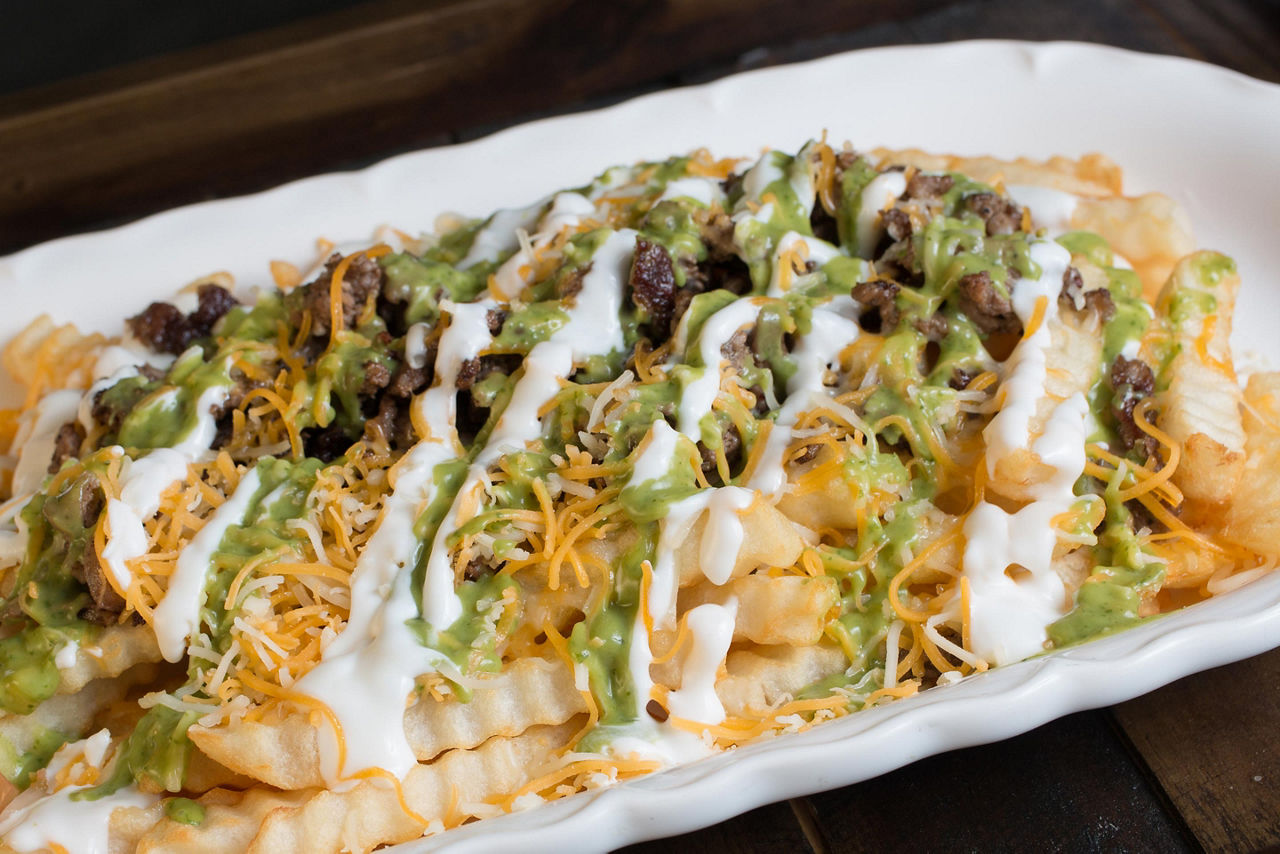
[1113,648,1280,854]
[616,799,817,854]
[804,711,1196,854]
[0,0,947,254]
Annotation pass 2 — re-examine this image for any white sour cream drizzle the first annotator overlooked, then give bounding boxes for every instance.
[490,193,597,299]
[747,306,861,500]
[301,226,640,781]
[404,322,431,369]
[675,297,767,441]
[293,440,459,783]
[151,466,263,662]
[765,231,844,297]
[657,177,725,207]
[99,374,231,599]
[1006,185,1079,236]
[0,731,157,854]
[854,171,907,259]
[10,390,82,498]
[959,240,1088,664]
[457,200,547,270]
[664,599,738,725]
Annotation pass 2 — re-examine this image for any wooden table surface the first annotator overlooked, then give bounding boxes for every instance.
[2,0,1278,851]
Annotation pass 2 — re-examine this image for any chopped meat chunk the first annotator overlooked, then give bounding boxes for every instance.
[851,279,900,333]
[881,208,912,242]
[1109,355,1158,459]
[906,173,954,199]
[127,285,240,355]
[48,422,83,474]
[964,192,1024,236]
[295,253,384,337]
[956,271,1020,336]
[630,239,677,332]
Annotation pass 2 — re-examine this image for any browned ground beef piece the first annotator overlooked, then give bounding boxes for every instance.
[558,264,590,302]
[127,285,240,356]
[957,271,1021,335]
[949,366,977,391]
[189,284,239,337]
[1109,356,1158,458]
[48,422,83,474]
[127,302,188,355]
[913,312,949,341]
[1060,266,1117,322]
[364,396,415,451]
[698,209,738,261]
[965,193,1024,236]
[698,424,742,479]
[630,239,676,332]
[455,358,482,390]
[906,173,954,199]
[298,253,384,336]
[486,308,507,336]
[1084,288,1116,322]
[389,364,430,398]
[881,208,912,242]
[300,424,354,462]
[719,328,754,371]
[53,477,130,626]
[851,279,901,333]
[1060,265,1086,305]
[361,361,392,395]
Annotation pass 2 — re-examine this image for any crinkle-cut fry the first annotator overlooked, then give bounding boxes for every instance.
[0,315,106,400]
[1073,194,1196,299]
[988,307,1103,503]
[776,446,861,531]
[53,625,164,697]
[675,575,839,646]
[190,657,586,790]
[1155,251,1244,508]
[675,496,804,588]
[869,148,1123,195]
[136,788,314,854]
[1222,372,1280,556]
[242,721,578,854]
[183,749,260,795]
[712,643,848,719]
[0,666,156,785]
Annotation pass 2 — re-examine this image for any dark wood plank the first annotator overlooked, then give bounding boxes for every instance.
[0,0,949,255]
[1112,648,1280,853]
[615,799,816,854]
[805,710,1197,853]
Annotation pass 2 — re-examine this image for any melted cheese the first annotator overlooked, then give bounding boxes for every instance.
[152,466,263,662]
[0,731,156,854]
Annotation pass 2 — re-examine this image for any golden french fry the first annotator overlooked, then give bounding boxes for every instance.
[715,643,848,718]
[870,149,1122,195]
[1073,195,1195,298]
[676,575,839,646]
[1222,372,1280,555]
[987,309,1103,503]
[675,496,804,587]
[242,722,577,854]
[1155,251,1245,508]
[190,657,585,790]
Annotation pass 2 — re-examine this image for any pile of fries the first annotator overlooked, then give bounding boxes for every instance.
[0,139,1275,853]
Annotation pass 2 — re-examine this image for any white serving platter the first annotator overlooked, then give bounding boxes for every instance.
[2,40,1278,853]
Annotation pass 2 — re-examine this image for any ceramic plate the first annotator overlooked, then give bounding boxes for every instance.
[2,40,1278,853]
